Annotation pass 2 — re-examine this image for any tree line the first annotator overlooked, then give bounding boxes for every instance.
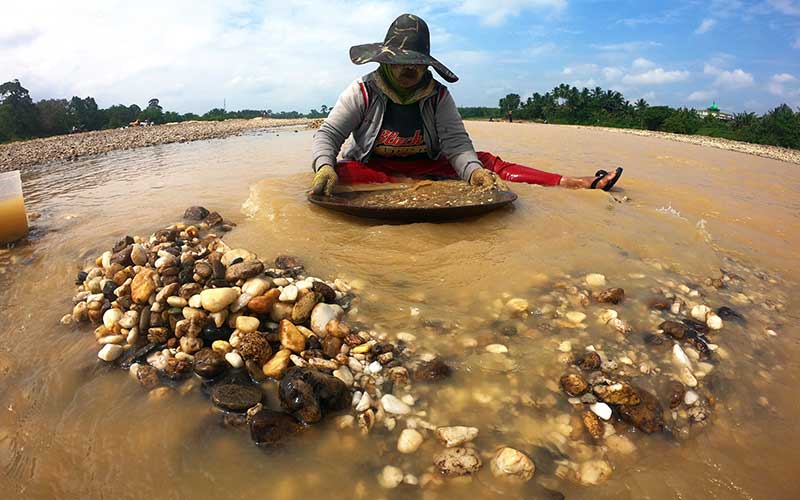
[0,79,331,143]
[459,83,800,150]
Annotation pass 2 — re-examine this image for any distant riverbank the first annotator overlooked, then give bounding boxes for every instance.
[0,118,320,172]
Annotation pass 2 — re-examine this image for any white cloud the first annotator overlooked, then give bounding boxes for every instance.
[767,73,798,96]
[704,64,754,88]
[632,58,655,69]
[442,0,567,26]
[2,0,426,112]
[602,67,624,81]
[695,18,716,34]
[622,67,689,85]
[688,90,714,101]
[716,69,755,88]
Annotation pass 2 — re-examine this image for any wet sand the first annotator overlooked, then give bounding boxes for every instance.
[1,122,798,498]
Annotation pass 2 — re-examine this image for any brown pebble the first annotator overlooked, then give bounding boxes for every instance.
[595,288,624,304]
[560,373,589,396]
[576,351,601,371]
[582,411,604,439]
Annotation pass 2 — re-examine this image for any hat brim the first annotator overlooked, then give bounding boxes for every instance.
[349,43,458,83]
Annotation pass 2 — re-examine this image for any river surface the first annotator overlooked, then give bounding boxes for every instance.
[1,122,798,499]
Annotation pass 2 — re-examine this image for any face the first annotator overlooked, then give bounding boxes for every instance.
[389,64,427,88]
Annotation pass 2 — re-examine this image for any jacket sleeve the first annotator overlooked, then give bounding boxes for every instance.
[435,88,483,181]
[311,80,365,172]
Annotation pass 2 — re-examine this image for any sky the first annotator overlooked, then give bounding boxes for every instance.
[2,0,800,114]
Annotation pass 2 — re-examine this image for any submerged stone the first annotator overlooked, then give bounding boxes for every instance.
[249,409,303,446]
[413,358,452,382]
[212,383,263,412]
[278,366,348,424]
[619,388,664,433]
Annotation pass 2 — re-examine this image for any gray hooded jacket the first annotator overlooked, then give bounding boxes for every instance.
[311,71,483,181]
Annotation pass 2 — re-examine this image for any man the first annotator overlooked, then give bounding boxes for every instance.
[310,14,622,196]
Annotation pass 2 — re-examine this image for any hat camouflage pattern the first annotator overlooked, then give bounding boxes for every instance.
[349,13,459,83]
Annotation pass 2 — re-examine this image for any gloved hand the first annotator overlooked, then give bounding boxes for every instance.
[310,165,338,196]
[469,169,508,191]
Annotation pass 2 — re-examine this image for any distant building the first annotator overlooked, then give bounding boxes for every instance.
[696,101,733,121]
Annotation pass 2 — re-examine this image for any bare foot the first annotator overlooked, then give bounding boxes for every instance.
[559,169,620,189]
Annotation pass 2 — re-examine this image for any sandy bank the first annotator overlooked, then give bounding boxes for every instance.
[0,117,321,172]
[548,123,800,165]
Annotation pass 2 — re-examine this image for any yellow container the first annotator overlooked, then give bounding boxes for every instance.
[0,171,29,244]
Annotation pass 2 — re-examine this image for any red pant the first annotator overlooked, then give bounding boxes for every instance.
[335,152,562,186]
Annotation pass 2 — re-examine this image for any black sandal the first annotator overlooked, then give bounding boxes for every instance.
[590,166,624,191]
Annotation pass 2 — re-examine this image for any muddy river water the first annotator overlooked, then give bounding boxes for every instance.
[1,122,799,499]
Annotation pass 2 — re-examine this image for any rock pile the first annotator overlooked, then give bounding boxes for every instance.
[61,208,420,447]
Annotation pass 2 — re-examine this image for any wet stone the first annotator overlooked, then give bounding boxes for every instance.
[163,357,191,380]
[595,287,624,304]
[136,364,159,389]
[201,323,231,345]
[667,381,686,409]
[238,331,273,364]
[249,409,303,446]
[560,373,590,396]
[434,447,483,476]
[582,411,604,440]
[660,320,688,340]
[225,260,264,282]
[212,384,263,412]
[619,388,664,433]
[593,382,641,405]
[274,255,302,270]
[203,211,224,227]
[717,306,745,323]
[279,367,349,424]
[576,351,601,371]
[413,358,452,382]
[184,206,210,220]
[193,348,227,378]
[312,281,336,303]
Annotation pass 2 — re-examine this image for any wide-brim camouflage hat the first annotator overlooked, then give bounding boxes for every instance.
[349,13,458,83]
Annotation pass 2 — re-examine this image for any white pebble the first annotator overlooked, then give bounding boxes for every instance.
[566,311,586,323]
[590,402,612,420]
[333,366,354,386]
[378,465,404,489]
[224,352,244,368]
[279,284,298,302]
[706,314,723,330]
[485,344,508,353]
[691,304,711,321]
[381,394,412,415]
[679,366,698,387]
[672,344,692,368]
[368,360,383,373]
[103,308,123,329]
[684,390,699,405]
[557,341,572,352]
[98,344,123,362]
[355,392,372,412]
[397,428,424,454]
[585,273,606,287]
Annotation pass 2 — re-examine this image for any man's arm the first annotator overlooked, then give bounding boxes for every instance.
[435,89,483,181]
[311,80,366,171]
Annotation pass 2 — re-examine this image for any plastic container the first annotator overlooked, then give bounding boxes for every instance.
[0,171,28,244]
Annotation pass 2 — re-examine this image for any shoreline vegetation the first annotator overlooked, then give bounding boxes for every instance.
[1,78,799,169]
[460,85,800,152]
